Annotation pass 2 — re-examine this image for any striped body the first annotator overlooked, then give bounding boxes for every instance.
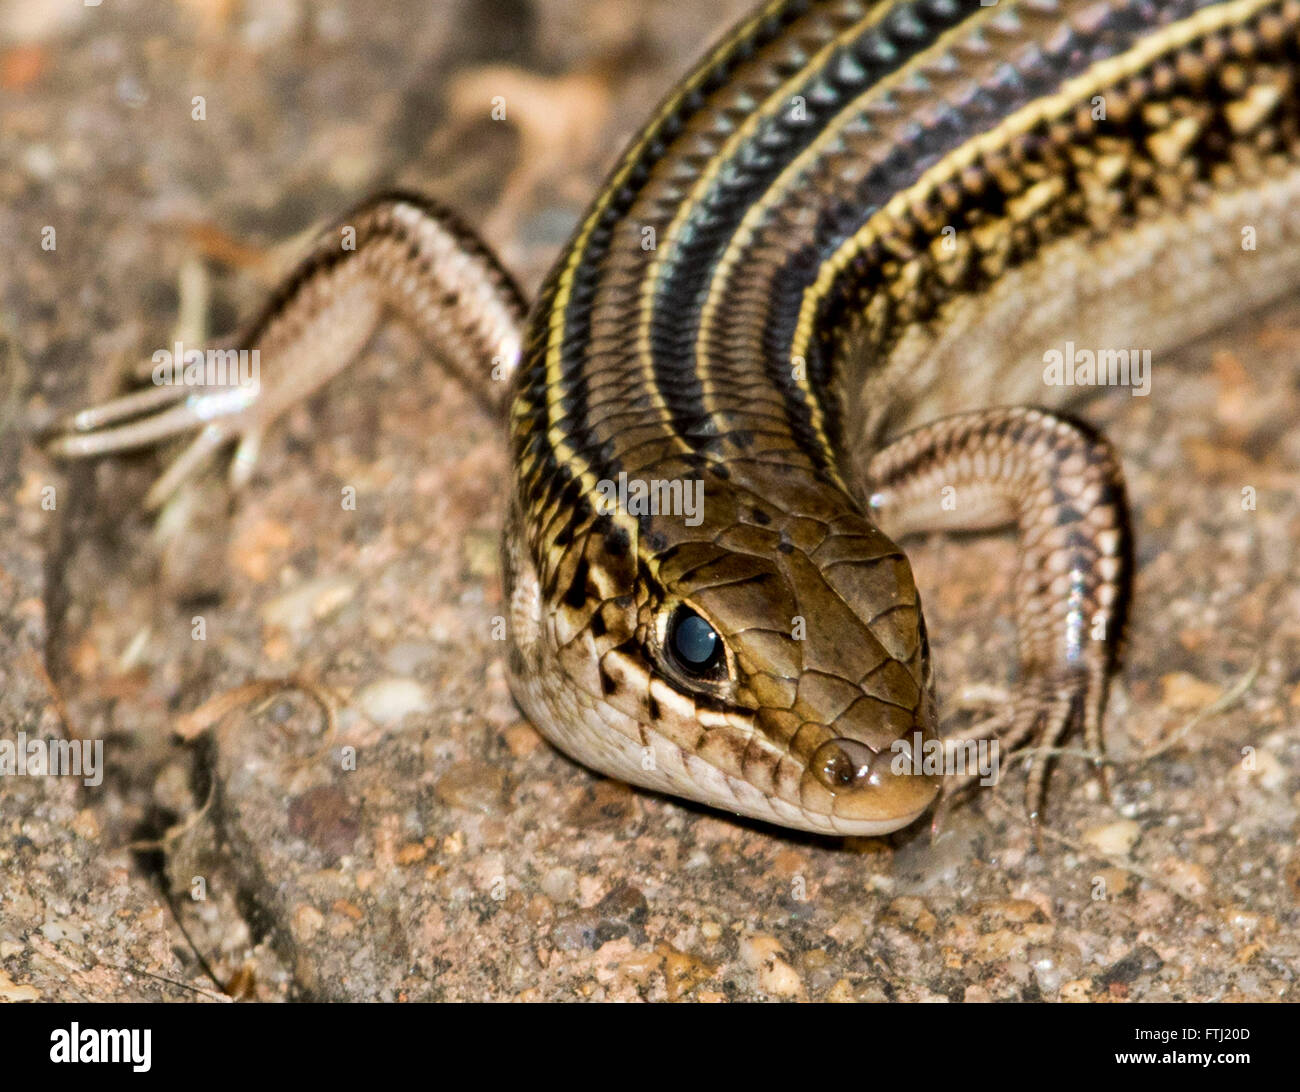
[48,0,1300,835]
[515,0,1300,544]
[503,0,1300,832]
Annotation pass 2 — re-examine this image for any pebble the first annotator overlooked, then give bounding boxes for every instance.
[1158,857,1212,900]
[355,677,432,725]
[1159,671,1224,711]
[261,575,357,633]
[22,144,57,181]
[503,722,543,757]
[1082,818,1142,857]
[291,904,325,943]
[826,914,863,945]
[287,786,360,860]
[740,935,807,999]
[0,969,40,1003]
[658,944,716,999]
[434,761,507,815]
[564,780,640,828]
[71,808,100,840]
[541,866,579,903]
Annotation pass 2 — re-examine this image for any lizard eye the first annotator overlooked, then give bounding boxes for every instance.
[667,607,724,677]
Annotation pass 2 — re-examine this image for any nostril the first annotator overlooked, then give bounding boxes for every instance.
[811,737,878,790]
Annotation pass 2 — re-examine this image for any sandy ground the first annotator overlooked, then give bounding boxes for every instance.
[1,0,1297,1001]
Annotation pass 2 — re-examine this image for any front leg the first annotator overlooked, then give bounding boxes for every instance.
[865,406,1131,822]
[45,192,527,508]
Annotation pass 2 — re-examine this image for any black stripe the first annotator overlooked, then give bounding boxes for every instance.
[646,0,969,465]
[772,0,1234,411]
[516,0,819,517]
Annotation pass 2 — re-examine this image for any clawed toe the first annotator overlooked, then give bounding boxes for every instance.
[44,384,261,509]
[937,669,1110,831]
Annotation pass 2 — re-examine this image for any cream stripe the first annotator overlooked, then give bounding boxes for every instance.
[540,0,796,513]
[693,0,1028,464]
[788,0,1281,368]
[633,1,893,464]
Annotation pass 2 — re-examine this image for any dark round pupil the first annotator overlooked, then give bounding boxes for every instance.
[672,610,720,671]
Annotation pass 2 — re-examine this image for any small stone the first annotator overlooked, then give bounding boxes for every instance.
[564,780,640,828]
[0,969,40,1003]
[291,904,325,943]
[1082,819,1142,857]
[287,786,360,860]
[884,896,938,935]
[395,842,427,865]
[435,761,507,814]
[1159,672,1224,712]
[1236,942,1263,964]
[1060,978,1094,1002]
[1158,857,1212,900]
[261,575,357,633]
[771,848,808,877]
[71,808,100,840]
[550,909,603,951]
[525,896,555,929]
[1030,951,1063,994]
[827,913,864,945]
[615,947,664,988]
[740,935,807,1000]
[1099,945,1164,988]
[825,978,856,1002]
[1093,866,1135,899]
[503,722,543,758]
[355,677,432,725]
[657,943,715,1000]
[596,883,648,932]
[540,867,579,903]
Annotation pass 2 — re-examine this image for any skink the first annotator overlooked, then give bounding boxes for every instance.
[48,0,1300,835]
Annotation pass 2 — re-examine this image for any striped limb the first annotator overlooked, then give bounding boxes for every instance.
[44,193,526,509]
[865,407,1131,823]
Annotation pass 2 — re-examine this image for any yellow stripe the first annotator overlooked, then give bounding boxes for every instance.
[694,0,1025,470]
[633,1,892,464]
[541,0,796,514]
[787,0,1283,370]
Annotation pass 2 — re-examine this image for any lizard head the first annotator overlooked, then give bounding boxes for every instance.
[503,473,941,836]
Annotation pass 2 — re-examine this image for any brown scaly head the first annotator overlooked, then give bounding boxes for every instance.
[503,465,941,836]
